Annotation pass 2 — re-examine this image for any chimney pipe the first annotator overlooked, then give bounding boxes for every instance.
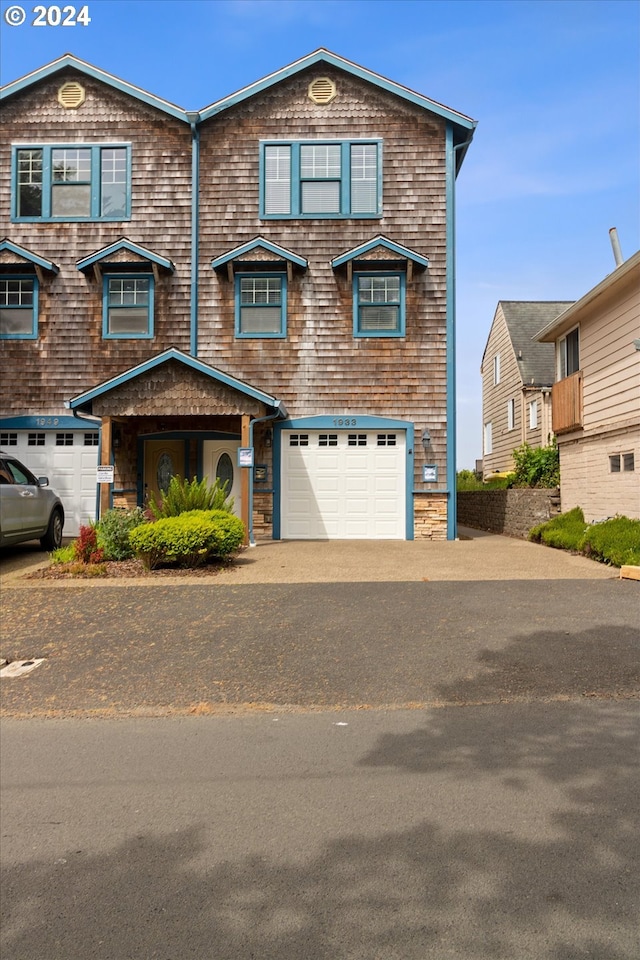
[609,227,624,267]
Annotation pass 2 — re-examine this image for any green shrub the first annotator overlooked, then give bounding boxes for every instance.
[512,441,560,488]
[96,507,147,561]
[148,475,233,519]
[580,516,640,567]
[50,544,76,565]
[129,509,245,570]
[529,507,587,551]
[456,470,514,491]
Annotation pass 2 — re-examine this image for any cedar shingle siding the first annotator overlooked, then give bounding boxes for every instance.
[0,51,475,540]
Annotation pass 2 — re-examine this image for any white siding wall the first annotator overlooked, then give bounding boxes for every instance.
[559,427,639,521]
[481,306,521,474]
[556,263,640,521]
[581,282,640,430]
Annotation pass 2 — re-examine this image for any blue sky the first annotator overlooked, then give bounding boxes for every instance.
[1,0,638,468]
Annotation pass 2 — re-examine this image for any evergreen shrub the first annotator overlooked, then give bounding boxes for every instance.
[96,507,147,560]
[129,509,244,570]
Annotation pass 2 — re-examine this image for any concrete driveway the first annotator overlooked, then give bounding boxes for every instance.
[0,526,616,585]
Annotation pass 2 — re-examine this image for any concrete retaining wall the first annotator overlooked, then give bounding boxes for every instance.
[457,488,561,539]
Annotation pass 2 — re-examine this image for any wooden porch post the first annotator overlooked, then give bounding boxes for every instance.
[241,414,251,545]
[99,416,112,519]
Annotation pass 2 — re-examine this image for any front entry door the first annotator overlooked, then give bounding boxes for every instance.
[203,440,241,517]
[144,440,186,507]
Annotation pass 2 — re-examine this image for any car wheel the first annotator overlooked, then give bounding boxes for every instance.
[40,508,64,551]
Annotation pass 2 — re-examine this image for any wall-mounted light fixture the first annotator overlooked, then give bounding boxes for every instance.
[113,428,121,450]
[264,429,273,448]
[421,429,432,452]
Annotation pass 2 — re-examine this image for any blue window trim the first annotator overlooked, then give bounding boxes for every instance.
[11,143,132,222]
[353,271,405,338]
[235,272,287,339]
[259,139,382,219]
[102,273,154,340]
[0,274,39,340]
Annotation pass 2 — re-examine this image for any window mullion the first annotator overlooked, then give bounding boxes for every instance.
[91,145,100,218]
[291,143,301,217]
[341,143,350,215]
[42,148,52,219]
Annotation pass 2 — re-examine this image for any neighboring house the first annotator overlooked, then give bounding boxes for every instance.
[536,251,640,522]
[0,49,476,540]
[480,301,572,476]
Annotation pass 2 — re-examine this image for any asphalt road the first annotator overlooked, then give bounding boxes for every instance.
[1,572,639,958]
[1,703,639,960]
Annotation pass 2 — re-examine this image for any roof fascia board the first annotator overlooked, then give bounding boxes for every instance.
[536,251,640,342]
[67,348,281,410]
[0,239,59,274]
[199,48,477,134]
[211,237,308,270]
[331,236,429,269]
[76,239,174,273]
[0,54,189,123]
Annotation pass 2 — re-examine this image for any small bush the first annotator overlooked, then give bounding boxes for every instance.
[529,507,587,551]
[580,516,640,567]
[148,475,233,520]
[512,441,560,488]
[74,524,100,564]
[129,509,244,570]
[96,507,147,561]
[50,544,76,565]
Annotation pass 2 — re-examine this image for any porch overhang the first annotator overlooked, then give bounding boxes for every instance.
[65,347,288,419]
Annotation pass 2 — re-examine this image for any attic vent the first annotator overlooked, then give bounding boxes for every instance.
[308,77,336,105]
[58,81,86,110]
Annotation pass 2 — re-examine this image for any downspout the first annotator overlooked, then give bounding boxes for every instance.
[68,406,105,521]
[446,127,475,540]
[186,112,200,357]
[248,403,286,547]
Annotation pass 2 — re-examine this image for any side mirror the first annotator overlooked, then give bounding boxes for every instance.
[37,477,50,487]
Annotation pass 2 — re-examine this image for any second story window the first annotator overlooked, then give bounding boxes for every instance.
[558,327,580,378]
[103,275,153,338]
[13,144,130,221]
[236,274,286,338]
[261,140,381,218]
[0,276,38,339]
[354,273,405,337]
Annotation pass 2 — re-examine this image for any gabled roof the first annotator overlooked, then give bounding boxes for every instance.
[0,239,59,275]
[482,302,573,386]
[331,236,429,270]
[76,239,174,274]
[536,251,640,342]
[66,348,287,416]
[0,53,189,122]
[211,237,308,271]
[199,48,476,163]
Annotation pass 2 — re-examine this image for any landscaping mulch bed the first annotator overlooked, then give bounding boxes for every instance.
[25,557,236,580]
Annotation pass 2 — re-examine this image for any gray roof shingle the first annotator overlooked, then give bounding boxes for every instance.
[500,301,574,386]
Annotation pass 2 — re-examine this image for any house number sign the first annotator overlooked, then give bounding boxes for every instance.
[332,418,359,426]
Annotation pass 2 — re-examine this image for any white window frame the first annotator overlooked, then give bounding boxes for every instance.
[528,399,538,430]
[484,422,493,455]
[493,354,501,385]
[507,398,515,431]
[558,326,580,379]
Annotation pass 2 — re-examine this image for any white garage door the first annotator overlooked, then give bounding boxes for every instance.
[7,430,99,538]
[281,429,406,539]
